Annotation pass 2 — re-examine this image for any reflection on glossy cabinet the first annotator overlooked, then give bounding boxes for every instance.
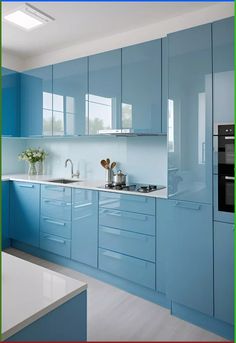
[88,49,121,134]
[71,189,98,267]
[165,199,213,316]
[122,40,162,133]
[214,221,234,325]
[9,182,40,247]
[213,17,234,133]
[53,58,88,136]
[21,66,53,137]
[168,24,212,203]
[2,68,20,137]
[2,181,10,249]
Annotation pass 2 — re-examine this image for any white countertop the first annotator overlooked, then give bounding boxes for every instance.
[2,174,167,198]
[2,252,87,341]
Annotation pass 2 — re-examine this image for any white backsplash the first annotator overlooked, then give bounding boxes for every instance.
[2,136,167,185]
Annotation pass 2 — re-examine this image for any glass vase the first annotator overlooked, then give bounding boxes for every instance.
[28,162,37,176]
[37,161,44,175]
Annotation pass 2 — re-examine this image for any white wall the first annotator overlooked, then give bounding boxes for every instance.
[2,3,234,71]
[2,138,27,174]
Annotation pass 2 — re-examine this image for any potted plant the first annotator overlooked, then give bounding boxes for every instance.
[18,148,48,175]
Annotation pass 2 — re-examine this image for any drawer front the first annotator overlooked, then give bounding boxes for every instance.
[41,198,71,221]
[40,233,71,258]
[99,208,155,236]
[99,226,155,262]
[40,216,71,239]
[99,248,155,289]
[99,191,155,215]
[41,184,71,202]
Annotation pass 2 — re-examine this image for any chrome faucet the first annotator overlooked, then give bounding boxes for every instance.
[65,159,80,179]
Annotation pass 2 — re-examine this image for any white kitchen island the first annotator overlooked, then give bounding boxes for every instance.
[2,252,87,342]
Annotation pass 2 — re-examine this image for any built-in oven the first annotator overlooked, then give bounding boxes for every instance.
[218,124,234,213]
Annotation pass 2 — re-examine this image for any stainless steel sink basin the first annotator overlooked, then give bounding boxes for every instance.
[48,179,80,184]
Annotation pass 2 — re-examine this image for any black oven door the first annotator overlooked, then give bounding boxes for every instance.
[218,135,234,175]
[218,175,234,213]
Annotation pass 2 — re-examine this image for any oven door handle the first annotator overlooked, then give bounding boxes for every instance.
[225,136,234,140]
[225,176,235,180]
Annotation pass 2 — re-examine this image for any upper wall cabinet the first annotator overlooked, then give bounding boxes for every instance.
[88,49,122,134]
[53,58,88,136]
[21,66,53,137]
[2,67,20,137]
[212,17,234,134]
[122,39,162,134]
[168,24,212,204]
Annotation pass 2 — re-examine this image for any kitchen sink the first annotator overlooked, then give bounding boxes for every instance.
[48,179,80,184]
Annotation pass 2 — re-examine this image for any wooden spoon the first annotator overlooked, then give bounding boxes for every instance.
[111,162,116,169]
[101,160,108,169]
[106,158,110,167]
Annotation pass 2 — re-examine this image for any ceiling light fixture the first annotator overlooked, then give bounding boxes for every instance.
[4,3,54,31]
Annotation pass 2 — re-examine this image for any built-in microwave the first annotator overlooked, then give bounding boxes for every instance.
[218,124,234,213]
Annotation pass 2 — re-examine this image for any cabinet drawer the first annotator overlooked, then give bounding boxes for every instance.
[41,184,71,202]
[41,198,71,221]
[99,226,155,262]
[99,248,155,289]
[40,217,71,239]
[99,208,155,236]
[99,191,155,215]
[40,233,71,258]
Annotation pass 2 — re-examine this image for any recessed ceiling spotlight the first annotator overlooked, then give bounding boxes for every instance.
[4,3,54,31]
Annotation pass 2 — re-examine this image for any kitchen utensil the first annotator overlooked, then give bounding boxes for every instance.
[110,162,116,169]
[112,170,126,186]
[101,160,108,169]
[106,158,110,167]
[105,169,113,185]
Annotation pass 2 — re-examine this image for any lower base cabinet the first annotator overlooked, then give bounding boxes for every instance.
[214,221,234,325]
[71,189,98,268]
[2,181,10,250]
[164,200,213,316]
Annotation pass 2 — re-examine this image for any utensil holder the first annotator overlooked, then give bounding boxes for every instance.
[105,169,113,185]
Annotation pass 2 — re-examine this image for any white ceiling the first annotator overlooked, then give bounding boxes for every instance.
[3,2,220,59]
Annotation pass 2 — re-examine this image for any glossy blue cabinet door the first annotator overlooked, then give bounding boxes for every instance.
[53,58,88,136]
[213,17,234,133]
[161,38,168,134]
[2,68,20,137]
[2,181,10,249]
[71,189,98,267]
[214,221,234,325]
[21,66,53,137]
[168,24,212,204]
[88,49,121,134]
[165,200,213,316]
[9,182,40,247]
[122,40,161,133]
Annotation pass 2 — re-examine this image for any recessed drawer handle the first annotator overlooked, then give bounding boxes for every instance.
[102,250,121,260]
[74,202,92,209]
[19,184,34,188]
[43,200,71,207]
[174,201,201,210]
[43,235,66,244]
[101,227,149,241]
[43,218,66,226]
[44,186,65,192]
[123,213,147,221]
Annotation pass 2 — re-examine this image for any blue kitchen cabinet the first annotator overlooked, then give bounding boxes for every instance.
[161,38,168,134]
[9,182,40,247]
[88,49,121,134]
[71,189,98,267]
[21,66,53,137]
[213,17,234,133]
[2,181,10,249]
[214,221,234,325]
[165,199,213,316]
[53,58,88,136]
[2,67,20,137]
[168,24,212,204]
[122,39,162,134]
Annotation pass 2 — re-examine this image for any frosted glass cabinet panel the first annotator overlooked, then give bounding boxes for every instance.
[53,58,88,136]
[212,17,234,133]
[168,24,212,203]
[122,40,162,133]
[88,49,121,134]
[21,66,53,137]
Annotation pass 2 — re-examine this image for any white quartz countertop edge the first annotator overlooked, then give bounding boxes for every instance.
[2,252,87,341]
[2,174,167,198]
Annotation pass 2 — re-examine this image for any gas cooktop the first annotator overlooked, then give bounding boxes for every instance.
[99,184,165,193]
